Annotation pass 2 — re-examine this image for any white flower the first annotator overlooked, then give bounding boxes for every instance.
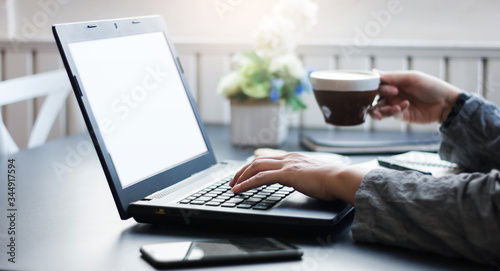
[253,16,296,57]
[231,53,253,68]
[216,71,241,96]
[217,0,317,110]
[268,54,305,78]
[273,0,318,34]
[253,0,318,57]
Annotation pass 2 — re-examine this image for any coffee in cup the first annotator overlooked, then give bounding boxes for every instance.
[310,70,380,126]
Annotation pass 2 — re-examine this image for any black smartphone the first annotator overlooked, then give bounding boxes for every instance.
[140,237,302,268]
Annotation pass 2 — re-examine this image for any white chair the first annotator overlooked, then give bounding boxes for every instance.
[0,69,72,156]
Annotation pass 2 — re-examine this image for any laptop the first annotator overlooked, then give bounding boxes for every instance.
[52,16,353,229]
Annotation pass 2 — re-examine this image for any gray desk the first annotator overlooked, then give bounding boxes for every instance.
[0,125,493,271]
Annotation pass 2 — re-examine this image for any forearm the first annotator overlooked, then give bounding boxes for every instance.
[351,168,500,267]
[439,95,500,172]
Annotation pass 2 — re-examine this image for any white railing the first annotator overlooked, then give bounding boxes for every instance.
[2,39,500,149]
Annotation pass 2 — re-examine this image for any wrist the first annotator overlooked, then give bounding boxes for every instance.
[336,166,370,206]
[439,90,462,124]
[440,92,471,129]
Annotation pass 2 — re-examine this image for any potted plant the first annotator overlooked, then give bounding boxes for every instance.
[217,0,318,147]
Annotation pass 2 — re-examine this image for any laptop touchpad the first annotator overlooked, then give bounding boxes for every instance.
[273,192,349,218]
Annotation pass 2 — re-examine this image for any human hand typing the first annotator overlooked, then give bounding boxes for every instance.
[229,153,370,206]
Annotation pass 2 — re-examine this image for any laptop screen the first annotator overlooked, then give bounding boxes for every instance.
[68,31,208,188]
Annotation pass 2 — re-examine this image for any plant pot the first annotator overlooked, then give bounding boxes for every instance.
[230,99,288,147]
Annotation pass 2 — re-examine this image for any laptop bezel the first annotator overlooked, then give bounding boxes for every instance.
[52,16,217,219]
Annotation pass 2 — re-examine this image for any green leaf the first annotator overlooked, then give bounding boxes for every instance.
[240,51,263,64]
[241,81,270,99]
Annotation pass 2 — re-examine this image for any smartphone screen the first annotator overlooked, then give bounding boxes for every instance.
[140,238,302,267]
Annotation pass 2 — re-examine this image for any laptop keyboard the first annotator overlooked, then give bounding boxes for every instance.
[178,176,295,210]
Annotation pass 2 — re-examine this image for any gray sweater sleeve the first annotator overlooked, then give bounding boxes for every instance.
[351,95,500,267]
[439,95,500,172]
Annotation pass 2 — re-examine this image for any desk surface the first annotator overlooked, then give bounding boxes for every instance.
[0,125,493,271]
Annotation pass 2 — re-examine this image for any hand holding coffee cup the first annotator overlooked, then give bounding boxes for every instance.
[310,70,380,126]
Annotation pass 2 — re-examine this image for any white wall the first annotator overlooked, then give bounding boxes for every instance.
[4,0,500,43]
[0,0,8,37]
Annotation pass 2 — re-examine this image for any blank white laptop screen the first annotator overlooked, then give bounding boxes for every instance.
[68,31,208,188]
